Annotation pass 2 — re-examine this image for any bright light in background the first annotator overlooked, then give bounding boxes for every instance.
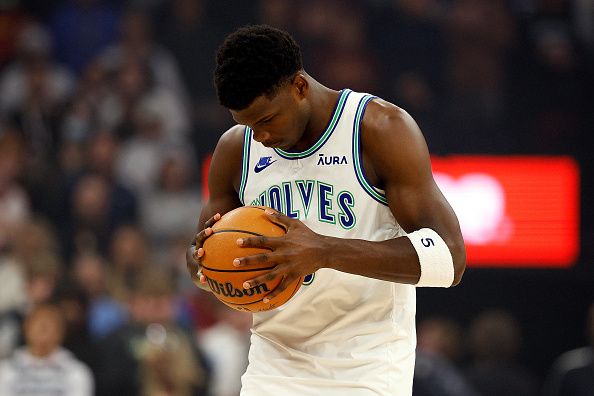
[435,172,509,245]
[432,156,580,268]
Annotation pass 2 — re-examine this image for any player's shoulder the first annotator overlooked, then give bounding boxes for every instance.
[361,98,424,147]
[210,124,247,176]
[217,124,247,149]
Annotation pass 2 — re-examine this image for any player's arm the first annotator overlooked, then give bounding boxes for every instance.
[186,125,244,289]
[339,99,466,286]
[237,101,465,296]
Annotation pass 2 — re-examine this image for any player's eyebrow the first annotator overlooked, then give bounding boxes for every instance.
[253,112,276,125]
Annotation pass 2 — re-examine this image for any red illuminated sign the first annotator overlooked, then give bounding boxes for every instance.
[431,156,580,268]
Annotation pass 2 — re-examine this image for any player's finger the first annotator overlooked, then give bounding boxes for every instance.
[264,208,294,230]
[243,268,281,290]
[237,235,280,249]
[204,213,221,229]
[195,227,213,247]
[233,252,275,267]
[262,275,294,303]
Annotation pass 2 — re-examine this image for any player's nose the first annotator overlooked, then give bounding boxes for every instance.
[252,129,271,143]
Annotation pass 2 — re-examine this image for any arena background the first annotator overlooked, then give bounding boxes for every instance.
[0,0,592,395]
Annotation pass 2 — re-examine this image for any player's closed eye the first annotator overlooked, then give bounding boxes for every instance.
[260,115,275,124]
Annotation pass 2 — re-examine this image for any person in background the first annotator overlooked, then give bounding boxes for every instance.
[53,282,101,376]
[97,267,209,396]
[0,22,75,163]
[0,132,30,253]
[71,251,127,340]
[414,317,479,396]
[0,304,93,396]
[141,147,202,253]
[465,309,538,396]
[0,218,61,360]
[198,296,252,396]
[542,303,594,396]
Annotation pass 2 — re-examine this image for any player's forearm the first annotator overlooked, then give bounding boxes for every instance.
[321,236,422,285]
[322,234,465,286]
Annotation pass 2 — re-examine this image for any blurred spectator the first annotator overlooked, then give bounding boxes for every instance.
[0,230,27,360]
[574,0,594,51]
[0,304,93,395]
[0,218,61,358]
[0,2,26,67]
[50,0,121,74]
[511,0,589,156]
[59,61,111,146]
[113,86,192,194]
[465,309,538,396]
[296,1,379,93]
[542,303,594,396]
[0,255,26,330]
[87,130,121,179]
[443,0,518,153]
[86,130,139,228]
[0,217,61,358]
[0,132,30,252]
[107,225,152,302]
[97,267,209,396]
[141,147,202,250]
[61,173,112,260]
[158,0,229,161]
[368,0,447,150]
[197,295,251,396]
[23,252,63,309]
[0,22,75,163]
[54,282,101,375]
[257,0,294,31]
[165,235,202,296]
[11,218,60,266]
[100,7,190,102]
[156,0,214,92]
[0,251,63,359]
[71,251,127,340]
[414,317,479,396]
[97,56,190,142]
[60,166,138,261]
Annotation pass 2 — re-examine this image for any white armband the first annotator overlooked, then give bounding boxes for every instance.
[405,228,454,288]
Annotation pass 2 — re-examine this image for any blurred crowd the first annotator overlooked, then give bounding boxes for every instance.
[0,0,592,395]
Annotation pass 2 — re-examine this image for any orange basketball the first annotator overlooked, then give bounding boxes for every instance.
[201,206,302,312]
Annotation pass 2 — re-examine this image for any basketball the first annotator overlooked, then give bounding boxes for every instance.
[201,206,302,312]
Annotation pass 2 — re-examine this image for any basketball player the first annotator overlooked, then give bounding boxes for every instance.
[186,25,466,395]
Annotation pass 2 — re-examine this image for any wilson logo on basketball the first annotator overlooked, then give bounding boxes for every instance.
[206,277,270,298]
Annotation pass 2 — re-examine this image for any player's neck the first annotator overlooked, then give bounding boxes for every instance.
[299,80,340,152]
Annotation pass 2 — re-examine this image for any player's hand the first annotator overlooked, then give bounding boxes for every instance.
[233,208,329,303]
[186,213,221,290]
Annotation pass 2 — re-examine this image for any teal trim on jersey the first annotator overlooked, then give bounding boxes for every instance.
[353,95,388,205]
[273,89,351,159]
[239,127,252,204]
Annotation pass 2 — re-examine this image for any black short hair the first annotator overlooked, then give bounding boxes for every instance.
[214,25,303,110]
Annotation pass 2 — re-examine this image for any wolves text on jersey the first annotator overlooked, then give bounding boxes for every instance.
[248,180,356,229]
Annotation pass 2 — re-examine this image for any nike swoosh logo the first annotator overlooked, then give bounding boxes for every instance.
[254,159,277,173]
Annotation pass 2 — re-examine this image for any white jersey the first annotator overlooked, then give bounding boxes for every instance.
[0,347,93,396]
[239,89,416,395]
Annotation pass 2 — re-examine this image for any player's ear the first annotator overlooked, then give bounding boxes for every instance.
[292,73,308,99]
